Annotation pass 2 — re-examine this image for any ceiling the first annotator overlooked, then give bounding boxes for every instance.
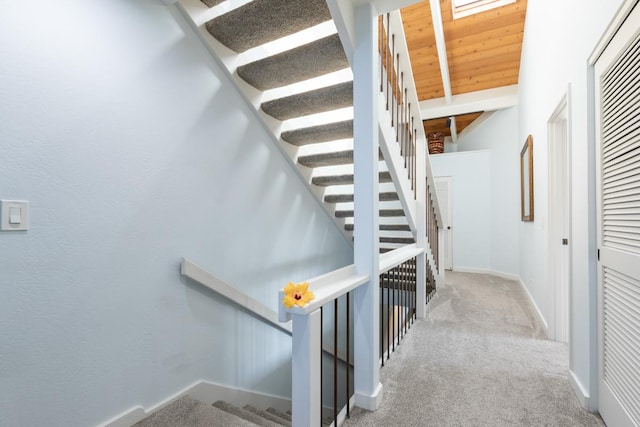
[400,0,527,142]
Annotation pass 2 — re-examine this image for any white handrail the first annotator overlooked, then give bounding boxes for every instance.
[379,244,423,274]
[181,258,292,335]
[278,265,369,320]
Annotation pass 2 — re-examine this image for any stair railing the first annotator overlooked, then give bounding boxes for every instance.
[279,266,368,427]
[377,9,443,297]
[282,3,443,426]
[279,244,427,427]
[379,245,422,364]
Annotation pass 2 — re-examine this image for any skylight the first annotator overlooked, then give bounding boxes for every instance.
[452,0,516,19]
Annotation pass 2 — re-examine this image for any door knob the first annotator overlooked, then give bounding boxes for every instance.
[562,238,568,245]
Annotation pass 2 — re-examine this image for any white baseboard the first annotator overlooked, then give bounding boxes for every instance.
[569,370,593,412]
[517,277,549,337]
[354,382,383,411]
[452,267,520,281]
[450,268,549,337]
[98,380,291,427]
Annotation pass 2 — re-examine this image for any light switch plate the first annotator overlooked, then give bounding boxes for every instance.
[1,200,29,231]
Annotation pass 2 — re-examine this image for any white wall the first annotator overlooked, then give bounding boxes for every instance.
[457,108,520,276]
[517,0,624,409]
[430,151,491,271]
[0,1,353,426]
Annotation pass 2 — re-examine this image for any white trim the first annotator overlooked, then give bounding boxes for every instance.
[291,310,322,427]
[430,0,453,103]
[589,0,639,65]
[379,244,423,274]
[546,86,572,344]
[451,268,549,335]
[98,380,292,427]
[569,370,593,412]
[181,258,292,335]
[518,277,548,337]
[419,85,519,120]
[175,0,354,246]
[378,93,418,231]
[451,267,519,282]
[452,0,516,19]
[457,111,495,140]
[279,269,369,318]
[354,382,384,411]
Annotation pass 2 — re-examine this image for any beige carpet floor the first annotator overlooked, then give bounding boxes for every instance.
[344,271,604,427]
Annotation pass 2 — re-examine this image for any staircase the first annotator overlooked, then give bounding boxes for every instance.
[179,0,416,252]
[133,395,293,427]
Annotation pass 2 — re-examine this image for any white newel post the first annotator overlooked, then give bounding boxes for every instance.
[415,136,428,319]
[352,1,383,411]
[291,310,322,427]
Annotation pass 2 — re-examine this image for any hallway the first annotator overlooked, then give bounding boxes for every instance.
[344,272,604,426]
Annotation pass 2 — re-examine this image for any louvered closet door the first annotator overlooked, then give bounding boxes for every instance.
[595,3,640,426]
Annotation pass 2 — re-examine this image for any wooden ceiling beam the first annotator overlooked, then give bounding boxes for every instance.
[420,84,518,119]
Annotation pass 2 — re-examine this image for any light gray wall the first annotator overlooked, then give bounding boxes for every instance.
[456,107,520,276]
[0,1,352,425]
[517,0,624,408]
[430,151,491,271]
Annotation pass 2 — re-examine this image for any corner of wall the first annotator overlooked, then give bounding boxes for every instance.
[569,370,596,412]
[517,276,549,337]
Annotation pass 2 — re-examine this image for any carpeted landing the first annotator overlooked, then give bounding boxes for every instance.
[343,271,605,427]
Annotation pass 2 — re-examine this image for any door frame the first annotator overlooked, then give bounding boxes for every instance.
[547,86,572,343]
[591,1,640,423]
[434,176,453,270]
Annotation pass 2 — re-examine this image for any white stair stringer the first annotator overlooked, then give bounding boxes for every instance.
[174,0,420,250]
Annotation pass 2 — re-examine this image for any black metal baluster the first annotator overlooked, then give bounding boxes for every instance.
[333,299,338,426]
[379,16,383,93]
[392,266,396,353]
[380,275,384,367]
[386,14,390,111]
[404,260,408,336]
[320,306,324,427]
[391,34,395,127]
[387,269,391,360]
[397,71,403,143]
[346,292,350,418]
[411,128,418,200]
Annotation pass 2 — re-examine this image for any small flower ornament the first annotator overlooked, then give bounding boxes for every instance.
[283,282,315,309]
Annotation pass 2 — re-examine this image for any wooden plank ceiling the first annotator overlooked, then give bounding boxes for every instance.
[401,0,527,139]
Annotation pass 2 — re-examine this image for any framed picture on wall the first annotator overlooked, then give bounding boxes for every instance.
[521,135,534,221]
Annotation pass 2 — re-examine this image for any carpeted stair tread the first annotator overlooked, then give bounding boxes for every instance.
[345,223,410,231]
[266,408,291,422]
[299,150,353,168]
[262,81,353,120]
[282,120,352,146]
[213,401,282,427]
[335,209,405,218]
[200,0,224,7]
[133,395,255,427]
[325,192,398,203]
[205,0,331,53]
[244,405,291,426]
[312,171,392,186]
[380,236,415,244]
[299,149,384,168]
[237,34,348,91]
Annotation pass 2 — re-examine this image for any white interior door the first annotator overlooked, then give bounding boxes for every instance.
[435,177,453,270]
[548,95,571,343]
[595,3,640,426]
